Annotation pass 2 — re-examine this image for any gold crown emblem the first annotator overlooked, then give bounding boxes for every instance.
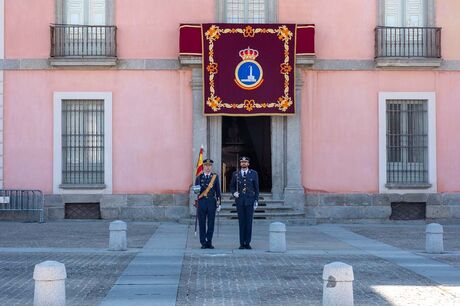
[239,47,259,60]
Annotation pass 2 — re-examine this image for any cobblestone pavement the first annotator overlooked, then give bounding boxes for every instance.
[344,224,460,251]
[185,223,355,251]
[345,224,460,268]
[0,252,135,306]
[177,253,457,306]
[177,223,460,306]
[0,220,158,248]
[0,220,158,305]
[1,221,459,305]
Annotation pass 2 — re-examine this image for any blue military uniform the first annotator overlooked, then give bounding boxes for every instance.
[195,169,221,248]
[230,157,259,249]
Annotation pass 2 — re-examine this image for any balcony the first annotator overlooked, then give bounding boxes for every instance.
[50,24,117,66]
[375,26,442,67]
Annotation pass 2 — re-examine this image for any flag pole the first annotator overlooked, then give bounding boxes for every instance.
[194,145,204,237]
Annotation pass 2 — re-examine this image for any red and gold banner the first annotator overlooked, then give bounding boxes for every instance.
[179,24,315,56]
[202,23,297,116]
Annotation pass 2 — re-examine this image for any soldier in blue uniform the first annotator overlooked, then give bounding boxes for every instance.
[194,158,221,249]
[230,156,259,249]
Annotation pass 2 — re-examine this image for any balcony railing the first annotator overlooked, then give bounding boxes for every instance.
[375,26,441,58]
[50,24,117,58]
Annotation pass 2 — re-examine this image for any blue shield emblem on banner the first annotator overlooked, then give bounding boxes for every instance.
[234,47,264,90]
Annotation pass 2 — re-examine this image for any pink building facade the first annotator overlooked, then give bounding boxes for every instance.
[2,0,460,222]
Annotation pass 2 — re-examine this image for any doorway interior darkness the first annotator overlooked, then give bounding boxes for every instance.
[221,116,272,192]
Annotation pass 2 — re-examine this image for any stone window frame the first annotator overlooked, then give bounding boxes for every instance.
[53,92,113,194]
[55,0,115,25]
[377,0,436,27]
[378,92,437,194]
[216,0,278,23]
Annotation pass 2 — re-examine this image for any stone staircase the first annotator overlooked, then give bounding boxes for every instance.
[218,192,305,221]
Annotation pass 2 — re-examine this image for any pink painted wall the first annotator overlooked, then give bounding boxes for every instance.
[5,0,54,58]
[435,72,460,192]
[5,0,460,195]
[116,0,214,58]
[5,0,214,59]
[437,1,460,60]
[301,70,460,193]
[4,70,193,194]
[302,71,379,193]
[279,0,376,59]
[5,0,460,60]
[7,69,460,194]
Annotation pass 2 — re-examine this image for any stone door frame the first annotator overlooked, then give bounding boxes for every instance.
[188,66,305,214]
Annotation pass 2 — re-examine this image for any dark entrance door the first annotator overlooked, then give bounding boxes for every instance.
[221,117,271,192]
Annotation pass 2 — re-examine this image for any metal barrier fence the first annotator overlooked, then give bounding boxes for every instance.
[0,190,44,223]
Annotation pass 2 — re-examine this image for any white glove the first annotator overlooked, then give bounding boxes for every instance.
[217,205,221,212]
[254,201,258,211]
[233,192,239,198]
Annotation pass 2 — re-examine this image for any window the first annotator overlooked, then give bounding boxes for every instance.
[225,0,266,23]
[51,0,116,60]
[54,92,112,193]
[62,100,105,185]
[379,92,436,193]
[65,0,106,25]
[386,100,428,184]
[384,0,427,27]
[376,0,440,60]
[217,0,277,24]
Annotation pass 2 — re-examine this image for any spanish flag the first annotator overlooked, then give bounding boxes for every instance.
[195,145,204,177]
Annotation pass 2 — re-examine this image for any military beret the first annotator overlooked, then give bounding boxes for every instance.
[203,158,214,165]
[239,156,250,162]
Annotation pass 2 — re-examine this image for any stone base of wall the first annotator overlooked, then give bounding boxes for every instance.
[39,192,460,223]
[44,193,189,221]
[306,193,460,223]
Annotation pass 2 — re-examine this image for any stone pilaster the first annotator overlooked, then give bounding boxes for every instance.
[189,67,206,214]
[271,117,284,200]
[209,117,222,180]
[283,69,304,211]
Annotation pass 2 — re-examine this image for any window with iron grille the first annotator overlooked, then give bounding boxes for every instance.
[225,0,266,23]
[61,100,104,185]
[386,99,428,185]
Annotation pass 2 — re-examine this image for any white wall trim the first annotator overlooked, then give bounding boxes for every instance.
[53,92,112,194]
[378,92,437,194]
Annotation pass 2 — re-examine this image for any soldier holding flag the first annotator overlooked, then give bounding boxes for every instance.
[193,153,221,249]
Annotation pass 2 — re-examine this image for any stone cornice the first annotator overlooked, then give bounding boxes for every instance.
[2,58,460,71]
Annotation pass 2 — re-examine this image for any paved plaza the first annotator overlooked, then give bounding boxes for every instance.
[0,220,458,305]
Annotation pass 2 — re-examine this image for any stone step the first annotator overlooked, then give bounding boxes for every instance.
[221,192,274,201]
[220,205,293,211]
[220,199,284,205]
[179,217,314,225]
[217,211,305,218]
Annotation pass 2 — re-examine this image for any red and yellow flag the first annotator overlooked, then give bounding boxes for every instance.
[195,146,204,177]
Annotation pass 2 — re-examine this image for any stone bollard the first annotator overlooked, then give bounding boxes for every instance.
[109,220,127,251]
[269,222,286,253]
[322,262,354,306]
[426,223,444,254]
[33,261,66,306]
